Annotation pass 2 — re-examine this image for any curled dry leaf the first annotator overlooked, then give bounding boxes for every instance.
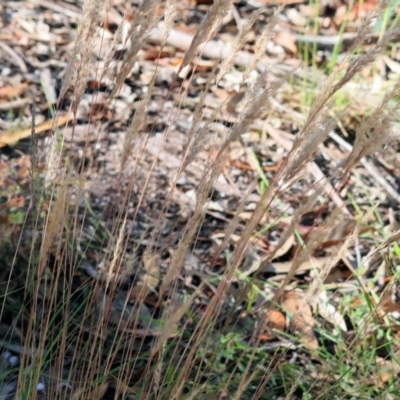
[129,252,161,300]
[280,290,319,350]
[270,232,295,260]
[261,307,286,341]
[273,31,297,54]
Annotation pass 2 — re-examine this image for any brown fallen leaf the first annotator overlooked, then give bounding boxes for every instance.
[8,196,25,208]
[261,307,286,341]
[373,357,400,387]
[280,290,319,350]
[270,232,295,261]
[86,80,108,91]
[379,281,400,314]
[273,31,298,54]
[348,0,378,22]
[0,113,74,148]
[0,82,29,99]
[142,48,174,60]
[375,255,400,316]
[89,103,113,121]
[129,252,161,300]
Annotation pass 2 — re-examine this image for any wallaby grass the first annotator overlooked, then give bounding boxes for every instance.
[2,0,400,398]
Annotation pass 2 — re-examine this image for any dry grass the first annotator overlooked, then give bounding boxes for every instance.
[2,0,400,399]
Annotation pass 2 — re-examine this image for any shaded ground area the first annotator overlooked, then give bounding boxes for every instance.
[2,0,400,398]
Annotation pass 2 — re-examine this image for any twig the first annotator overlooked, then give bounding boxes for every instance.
[261,256,334,274]
[329,130,400,204]
[292,31,400,49]
[149,23,294,75]
[0,113,74,147]
[294,32,361,48]
[265,124,350,213]
[0,41,28,73]
[307,161,351,215]
[27,0,82,19]
[0,98,30,111]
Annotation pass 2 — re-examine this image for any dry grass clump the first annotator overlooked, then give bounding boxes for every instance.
[2,0,400,398]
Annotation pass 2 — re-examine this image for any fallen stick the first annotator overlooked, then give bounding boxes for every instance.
[148,23,295,76]
[0,113,74,148]
[328,130,400,204]
[265,124,350,214]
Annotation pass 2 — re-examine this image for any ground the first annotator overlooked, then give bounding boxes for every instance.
[1,0,400,399]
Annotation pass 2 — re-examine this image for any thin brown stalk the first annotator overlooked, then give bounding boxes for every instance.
[120,82,154,173]
[162,0,179,46]
[180,0,233,72]
[243,7,281,82]
[151,285,203,357]
[160,167,215,295]
[112,0,162,97]
[216,7,266,84]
